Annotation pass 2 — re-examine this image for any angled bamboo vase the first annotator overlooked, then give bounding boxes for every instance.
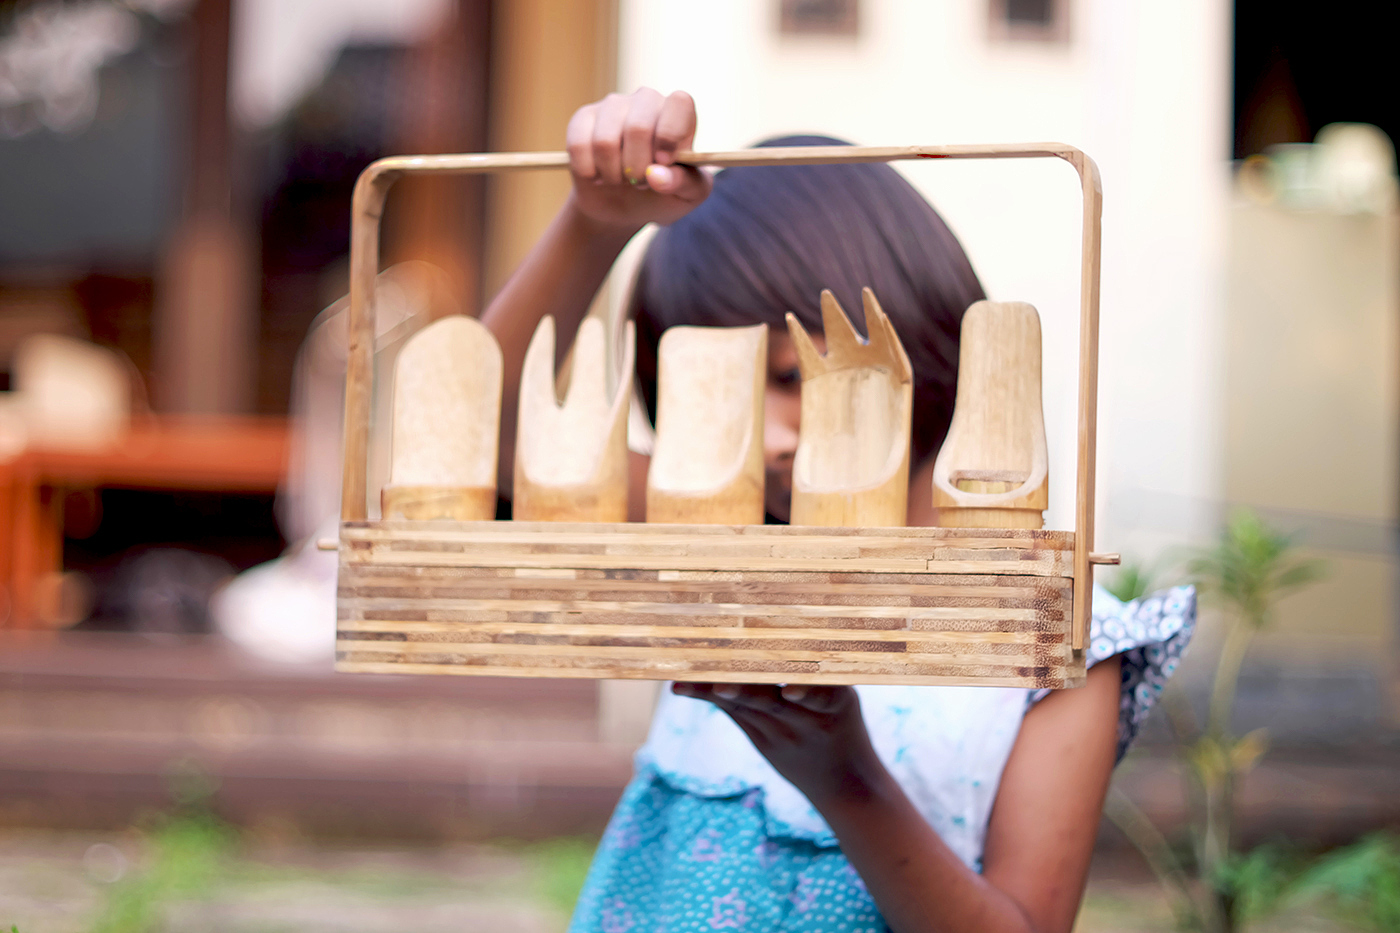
[515,315,634,522]
[647,324,768,525]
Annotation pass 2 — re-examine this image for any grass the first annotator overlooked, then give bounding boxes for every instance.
[523,837,596,915]
[1,815,590,932]
[86,812,234,933]
[77,819,594,930]
[9,808,1389,933]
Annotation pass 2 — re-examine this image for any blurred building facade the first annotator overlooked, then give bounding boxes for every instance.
[1,0,1397,837]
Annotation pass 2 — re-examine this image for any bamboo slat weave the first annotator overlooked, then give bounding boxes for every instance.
[335,522,1084,688]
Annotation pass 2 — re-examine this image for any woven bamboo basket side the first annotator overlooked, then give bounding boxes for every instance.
[336,522,1083,688]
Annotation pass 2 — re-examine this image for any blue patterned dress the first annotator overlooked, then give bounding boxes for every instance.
[570,585,1196,933]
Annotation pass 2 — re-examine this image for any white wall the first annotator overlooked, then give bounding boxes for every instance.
[617,0,1231,561]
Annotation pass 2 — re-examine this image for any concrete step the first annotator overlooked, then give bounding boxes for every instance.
[0,633,635,840]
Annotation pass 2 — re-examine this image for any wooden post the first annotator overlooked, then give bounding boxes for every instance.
[153,0,256,414]
[386,0,493,314]
[484,0,618,297]
[1070,153,1103,651]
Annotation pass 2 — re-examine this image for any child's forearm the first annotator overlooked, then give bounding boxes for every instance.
[815,767,1038,933]
[678,682,1041,932]
[685,662,1120,933]
[479,194,638,495]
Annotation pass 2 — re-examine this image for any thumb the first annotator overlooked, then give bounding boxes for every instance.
[645,163,711,203]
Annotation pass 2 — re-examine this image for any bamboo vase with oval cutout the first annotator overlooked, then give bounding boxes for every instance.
[931,300,1049,530]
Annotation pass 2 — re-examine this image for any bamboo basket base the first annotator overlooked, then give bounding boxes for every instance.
[335,521,1086,689]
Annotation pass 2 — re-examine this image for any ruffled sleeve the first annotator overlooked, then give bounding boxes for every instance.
[1030,585,1197,762]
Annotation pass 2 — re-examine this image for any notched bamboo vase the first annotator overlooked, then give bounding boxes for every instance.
[334,143,1116,689]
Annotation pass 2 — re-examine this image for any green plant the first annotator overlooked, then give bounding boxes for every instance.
[1291,833,1400,931]
[1186,510,1323,928]
[88,811,233,933]
[88,761,234,933]
[527,837,597,914]
[1212,843,1305,925]
[1104,560,1160,603]
[1107,508,1325,933]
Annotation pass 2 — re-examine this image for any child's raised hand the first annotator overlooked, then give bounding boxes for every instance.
[671,682,886,810]
[566,88,712,232]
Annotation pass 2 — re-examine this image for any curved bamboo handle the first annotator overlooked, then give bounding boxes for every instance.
[341,143,1102,649]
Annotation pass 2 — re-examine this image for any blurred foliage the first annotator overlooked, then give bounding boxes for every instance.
[67,753,593,929]
[74,820,591,930]
[1187,511,1324,931]
[88,761,233,933]
[1106,508,1335,933]
[1189,833,1400,932]
[88,811,233,933]
[527,837,597,914]
[1213,843,1304,925]
[1104,561,1158,603]
[1187,509,1325,634]
[1291,833,1400,931]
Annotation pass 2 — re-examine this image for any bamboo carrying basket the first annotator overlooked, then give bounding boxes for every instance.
[334,144,1111,690]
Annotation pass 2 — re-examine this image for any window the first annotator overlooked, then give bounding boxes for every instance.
[779,0,859,38]
[988,0,1069,43]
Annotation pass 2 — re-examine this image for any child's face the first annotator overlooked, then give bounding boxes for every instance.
[762,326,824,522]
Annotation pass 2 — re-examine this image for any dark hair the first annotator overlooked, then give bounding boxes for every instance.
[632,136,985,467]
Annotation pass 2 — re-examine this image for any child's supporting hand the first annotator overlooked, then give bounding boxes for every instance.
[566,88,712,233]
[671,682,888,810]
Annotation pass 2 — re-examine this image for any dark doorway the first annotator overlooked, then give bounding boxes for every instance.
[1234,1,1399,159]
